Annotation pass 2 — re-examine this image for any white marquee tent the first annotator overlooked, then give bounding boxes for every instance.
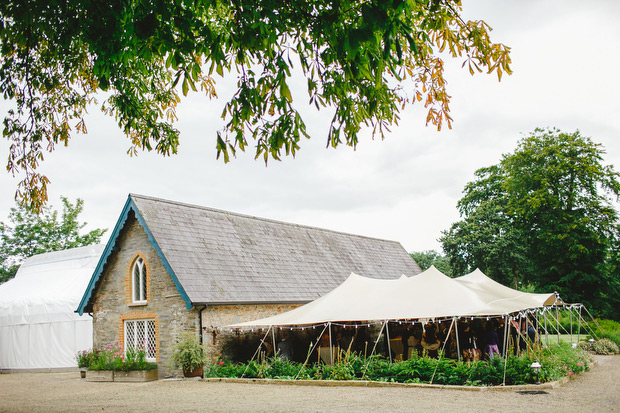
[231,266,558,328]
[0,244,104,371]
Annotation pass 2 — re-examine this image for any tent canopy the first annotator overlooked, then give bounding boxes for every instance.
[0,245,103,370]
[231,266,558,327]
[454,269,557,311]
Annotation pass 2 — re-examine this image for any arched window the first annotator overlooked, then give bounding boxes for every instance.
[132,257,147,303]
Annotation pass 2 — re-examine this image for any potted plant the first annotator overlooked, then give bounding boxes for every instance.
[170,332,207,378]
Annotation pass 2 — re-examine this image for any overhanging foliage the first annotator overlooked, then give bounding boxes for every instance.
[1,0,511,210]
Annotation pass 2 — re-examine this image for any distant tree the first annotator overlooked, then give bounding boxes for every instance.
[0,0,512,211]
[441,128,620,318]
[0,197,107,283]
[410,250,452,277]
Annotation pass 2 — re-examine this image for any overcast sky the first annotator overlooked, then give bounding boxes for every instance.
[1,0,619,253]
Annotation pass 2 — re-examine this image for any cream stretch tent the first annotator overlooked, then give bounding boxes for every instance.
[0,244,104,371]
[455,269,557,311]
[231,266,558,327]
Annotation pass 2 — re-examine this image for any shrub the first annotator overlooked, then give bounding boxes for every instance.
[580,338,620,355]
[593,339,619,355]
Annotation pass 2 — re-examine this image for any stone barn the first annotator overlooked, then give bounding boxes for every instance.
[77,194,421,376]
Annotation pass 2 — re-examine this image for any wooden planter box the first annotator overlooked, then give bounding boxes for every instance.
[85,369,158,382]
[115,369,159,382]
[86,370,114,382]
[183,365,204,378]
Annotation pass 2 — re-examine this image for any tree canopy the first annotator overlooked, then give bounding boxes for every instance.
[440,128,620,318]
[410,249,452,276]
[1,0,511,210]
[0,197,107,283]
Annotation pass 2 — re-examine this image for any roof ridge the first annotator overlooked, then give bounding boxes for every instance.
[19,244,105,272]
[129,193,401,245]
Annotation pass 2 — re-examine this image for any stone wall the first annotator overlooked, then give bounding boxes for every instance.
[91,213,200,377]
[201,304,301,361]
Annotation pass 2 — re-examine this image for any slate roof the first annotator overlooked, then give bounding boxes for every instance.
[78,194,421,313]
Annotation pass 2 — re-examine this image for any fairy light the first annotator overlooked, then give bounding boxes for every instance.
[231,312,554,333]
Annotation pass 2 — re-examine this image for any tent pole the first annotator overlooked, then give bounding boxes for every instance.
[362,321,387,379]
[577,305,582,344]
[242,326,273,378]
[582,305,601,340]
[570,306,574,346]
[556,306,560,345]
[295,323,329,380]
[454,317,461,362]
[328,322,333,365]
[502,315,509,359]
[524,316,530,355]
[516,316,520,357]
[385,320,392,363]
[544,309,549,347]
[430,318,454,384]
[272,326,277,357]
[502,316,511,386]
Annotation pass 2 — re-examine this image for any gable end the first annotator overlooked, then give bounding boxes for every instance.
[76,195,191,315]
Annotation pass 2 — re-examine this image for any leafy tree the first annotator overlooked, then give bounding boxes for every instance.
[440,165,534,288]
[0,0,512,211]
[410,250,452,276]
[0,197,107,283]
[441,128,620,318]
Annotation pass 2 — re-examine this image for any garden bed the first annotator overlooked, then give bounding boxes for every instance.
[203,342,591,387]
[78,343,159,382]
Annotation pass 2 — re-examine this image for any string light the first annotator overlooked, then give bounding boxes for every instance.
[230,309,565,333]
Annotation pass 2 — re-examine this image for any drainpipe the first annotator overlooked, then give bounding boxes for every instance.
[197,305,207,344]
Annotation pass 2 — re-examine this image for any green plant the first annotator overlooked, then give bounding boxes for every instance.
[86,343,157,371]
[75,349,98,368]
[170,332,207,373]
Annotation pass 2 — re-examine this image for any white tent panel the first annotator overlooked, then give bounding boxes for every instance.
[0,245,103,370]
[231,266,559,327]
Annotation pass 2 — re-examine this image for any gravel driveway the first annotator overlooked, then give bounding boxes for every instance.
[1,355,618,412]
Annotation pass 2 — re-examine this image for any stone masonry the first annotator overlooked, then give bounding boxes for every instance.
[201,304,300,361]
[91,213,200,377]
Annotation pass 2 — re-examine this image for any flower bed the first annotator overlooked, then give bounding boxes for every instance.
[77,343,158,382]
[204,343,590,386]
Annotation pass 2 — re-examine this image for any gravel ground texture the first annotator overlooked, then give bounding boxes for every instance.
[1,355,618,413]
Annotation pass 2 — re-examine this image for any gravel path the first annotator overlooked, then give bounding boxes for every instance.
[1,355,618,412]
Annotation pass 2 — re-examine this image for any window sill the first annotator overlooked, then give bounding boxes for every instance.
[128,302,148,307]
